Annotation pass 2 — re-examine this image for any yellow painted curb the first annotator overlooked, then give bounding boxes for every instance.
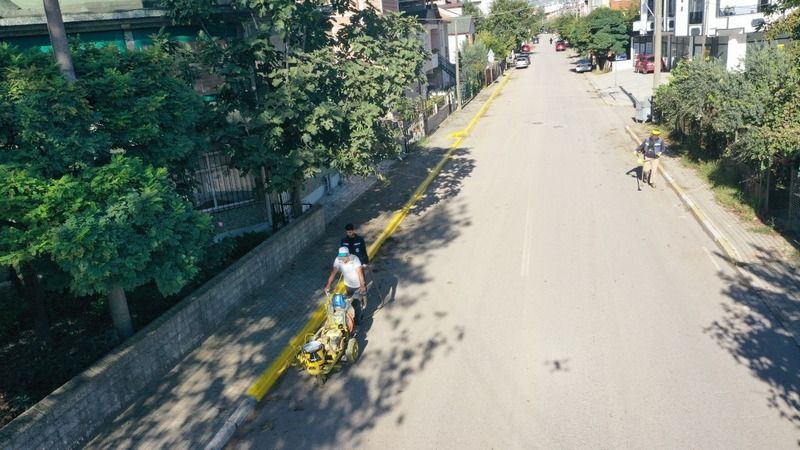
[245,72,514,402]
[624,125,742,264]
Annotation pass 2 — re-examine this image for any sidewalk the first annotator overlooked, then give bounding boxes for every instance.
[585,67,800,344]
[83,75,510,449]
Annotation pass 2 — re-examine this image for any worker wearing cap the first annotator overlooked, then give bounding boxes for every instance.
[324,246,367,323]
[636,129,666,187]
[324,246,367,296]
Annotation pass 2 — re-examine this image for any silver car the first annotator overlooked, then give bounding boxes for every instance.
[574,58,592,73]
[514,55,530,69]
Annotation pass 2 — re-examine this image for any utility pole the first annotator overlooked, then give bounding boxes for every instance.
[43,0,76,82]
[454,18,462,110]
[653,0,663,92]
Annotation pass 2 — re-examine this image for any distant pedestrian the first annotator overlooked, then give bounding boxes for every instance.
[636,130,666,187]
[340,223,369,267]
[549,37,553,45]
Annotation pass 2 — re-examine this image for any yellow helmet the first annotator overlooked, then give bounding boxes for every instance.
[651,130,661,136]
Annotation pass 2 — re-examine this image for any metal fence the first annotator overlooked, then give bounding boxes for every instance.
[193,152,274,237]
[789,162,800,231]
[632,32,793,71]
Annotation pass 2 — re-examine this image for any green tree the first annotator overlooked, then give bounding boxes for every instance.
[0,45,108,178]
[73,45,210,186]
[763,0,800,56]
[478,0,539,57]
[476,30,506,59]
[163,0,426,214]
[0,44,212,340]
[463,0,482,18]
[583,8,629,66]
[655,57,729,149]
[41,157,211,339]
[0,167,54,345]
[727,46,800,171]
[461,41,489,78]
[336,10,427,173]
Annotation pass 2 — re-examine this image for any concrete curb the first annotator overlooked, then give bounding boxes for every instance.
[624,126,743,265]
[204,397,256,450]
[204,74,515,449]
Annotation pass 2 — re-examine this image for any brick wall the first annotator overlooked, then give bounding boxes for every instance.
[0,206,326,450]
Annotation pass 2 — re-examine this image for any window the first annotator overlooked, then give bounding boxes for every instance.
[688,0,704,24]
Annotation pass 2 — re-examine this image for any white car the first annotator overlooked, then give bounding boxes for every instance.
[514,55,530,69]
[574,58,592,73]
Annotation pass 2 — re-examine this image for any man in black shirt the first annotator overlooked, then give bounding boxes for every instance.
[340,223,369,267]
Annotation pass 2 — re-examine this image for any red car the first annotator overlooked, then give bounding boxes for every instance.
[555,40,567,51]
[634,54,665,73]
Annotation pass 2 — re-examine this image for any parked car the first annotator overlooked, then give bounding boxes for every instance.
[521,43,531,53]
[613,53,628,61]
[634,54,665,73]
[555,40,567,52]
[514,55,530,69]
[574,58,592,73]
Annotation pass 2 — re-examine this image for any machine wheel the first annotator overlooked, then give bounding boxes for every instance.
[346,339,360,363]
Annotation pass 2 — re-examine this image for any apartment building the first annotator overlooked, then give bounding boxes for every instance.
[632,0,777,70]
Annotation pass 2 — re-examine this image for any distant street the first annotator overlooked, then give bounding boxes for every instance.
[231,41,800,449]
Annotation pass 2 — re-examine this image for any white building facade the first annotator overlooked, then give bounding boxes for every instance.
[632,0,778,70]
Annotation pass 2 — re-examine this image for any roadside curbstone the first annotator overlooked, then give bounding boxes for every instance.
[204,397,256,450]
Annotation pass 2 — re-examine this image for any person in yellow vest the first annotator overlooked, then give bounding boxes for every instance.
[636,130,666,188]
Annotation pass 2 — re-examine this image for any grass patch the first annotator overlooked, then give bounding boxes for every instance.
[677,150,759,223]
[750,222,775,234]
[790,248,800,265]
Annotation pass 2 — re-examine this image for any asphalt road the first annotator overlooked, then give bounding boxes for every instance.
[231,41,800,449]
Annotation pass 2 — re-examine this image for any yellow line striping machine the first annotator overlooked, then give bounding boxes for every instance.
[295,292,362,385]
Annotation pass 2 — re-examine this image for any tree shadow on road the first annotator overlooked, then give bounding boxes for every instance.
[83,144,477,449]
[232,304,465,450]
[224,146,477,449]
[707,250,800,430]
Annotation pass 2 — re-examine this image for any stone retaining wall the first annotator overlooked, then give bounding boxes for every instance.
[0,206,326,450]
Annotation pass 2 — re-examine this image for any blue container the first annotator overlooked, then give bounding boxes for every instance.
[331,294,346,310]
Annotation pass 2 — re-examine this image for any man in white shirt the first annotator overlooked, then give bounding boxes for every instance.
[324,246,367,324]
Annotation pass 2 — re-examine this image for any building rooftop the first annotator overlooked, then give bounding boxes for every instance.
[0,0,150,17]
[401,3,442,19]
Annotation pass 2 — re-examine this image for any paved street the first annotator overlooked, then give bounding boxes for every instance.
[231,43,800,448]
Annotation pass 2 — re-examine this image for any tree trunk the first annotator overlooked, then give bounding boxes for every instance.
[108,286,133,340]
[43,0,77,82]
[291,183,303,219]
[18,264,51,348]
